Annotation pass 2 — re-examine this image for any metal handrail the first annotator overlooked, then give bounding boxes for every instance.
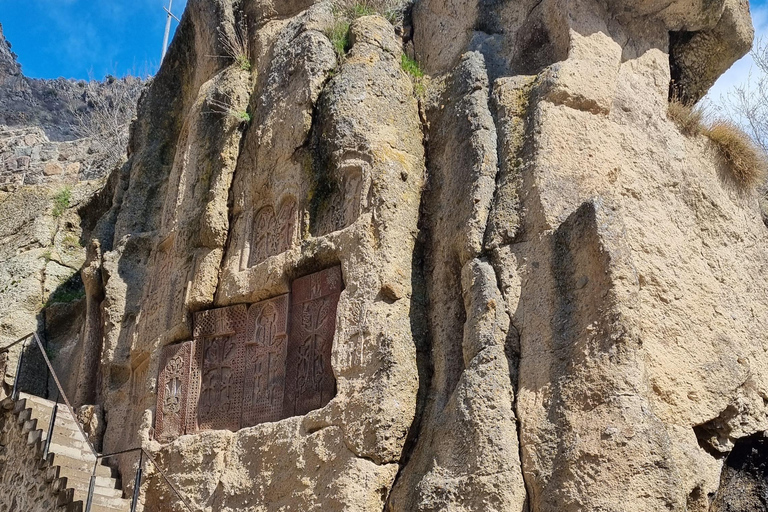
[1,332,197,512]
[91,447,195,512]
[0,333,32,355]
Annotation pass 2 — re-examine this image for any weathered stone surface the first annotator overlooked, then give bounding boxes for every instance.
[137,9,425,511]
[0,406,62,511]
[671,0,754,103]
[4,0,767,511]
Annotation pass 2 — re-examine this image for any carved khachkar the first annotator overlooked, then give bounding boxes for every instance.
[189,305,248,432]
[284,266,342,417]
[241,295,290,427]
[141,235,191,344]
[155,341,194,442]
[247,197,297,267]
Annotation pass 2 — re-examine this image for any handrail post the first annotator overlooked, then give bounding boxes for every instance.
[11,337,27,401]
[85,460,97,512]
[43,397,58,460]
[131,450,144,512]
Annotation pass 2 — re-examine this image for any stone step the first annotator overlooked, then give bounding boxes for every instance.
[73,489,131,510]
[51,453,114,478]
[19,392,58,411]
[56,474,125,499]
[31,407,81,432]
[53,465,119,490]
[48,441,98,462]
[85,502,132,512]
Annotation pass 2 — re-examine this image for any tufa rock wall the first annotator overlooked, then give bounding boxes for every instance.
[7,0,767,511]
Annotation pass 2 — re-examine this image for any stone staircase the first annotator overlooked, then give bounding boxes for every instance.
[3,392,132,512]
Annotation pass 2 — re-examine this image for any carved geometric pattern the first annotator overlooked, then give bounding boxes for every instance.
[154,269,343,442]
[249,206,277,266]
[154,341,193,442]
[189,305,247,433]
[141,236,191,344]
[247,196,297,267]
[241,295,289,427]
[284,266,342,417]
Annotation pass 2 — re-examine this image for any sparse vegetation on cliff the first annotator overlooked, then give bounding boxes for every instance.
[328,20,352,57]
[401,54,426,96]
[667,96,705,137]
[51,186,71,218]
[706,120,768,191]
[216,15,251,72]
[331,0,410,23]
[668,98,768,192]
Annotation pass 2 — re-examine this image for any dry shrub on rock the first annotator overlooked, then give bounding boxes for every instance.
[705,120,768,192]
[667,96,705,136]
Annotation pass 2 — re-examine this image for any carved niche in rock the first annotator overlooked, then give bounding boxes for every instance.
[154,341,194,442]
[140,235,191,344]
[129,353,149,407]
[153,267,342,441]
[285,266,342,417]
[314,160,369,236]
[189,305,248,432]
[247,196,298,267]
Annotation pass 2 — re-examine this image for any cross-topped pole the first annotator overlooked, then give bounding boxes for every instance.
[161,0,180,62]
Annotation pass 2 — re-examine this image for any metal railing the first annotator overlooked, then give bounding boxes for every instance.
[1,332,196,512]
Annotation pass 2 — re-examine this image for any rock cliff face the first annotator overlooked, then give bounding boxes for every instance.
[3,0,768,511]
[0,24,143,409]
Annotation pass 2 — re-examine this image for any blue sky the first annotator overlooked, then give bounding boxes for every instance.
[0,0,187,80]
[708,0,768,103]
[0,0,765,93]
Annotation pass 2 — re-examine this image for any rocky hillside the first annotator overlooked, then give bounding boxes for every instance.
[3,0,768,511]
[0,22,143,415]
[0,23,143,187]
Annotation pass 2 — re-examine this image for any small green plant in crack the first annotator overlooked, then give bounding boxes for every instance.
[51,186,72,218]
[401,54,424,78]
[214,15,251,72]
[401,54,426,96]
[207,96,251,125]
[328,20,352,57]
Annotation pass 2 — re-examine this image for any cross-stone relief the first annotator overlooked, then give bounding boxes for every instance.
[189,305,247,432]
[247,196,298,267]
[285,266,342,417]
[139,235,191,345]
[153,267,342,442]
[154,341,194,443]
[242,295,289,427]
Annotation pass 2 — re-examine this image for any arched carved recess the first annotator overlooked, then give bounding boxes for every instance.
[312,157,371,237]
[243,195,299,269]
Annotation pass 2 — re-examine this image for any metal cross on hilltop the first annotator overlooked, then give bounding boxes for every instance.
[161,0,181,62]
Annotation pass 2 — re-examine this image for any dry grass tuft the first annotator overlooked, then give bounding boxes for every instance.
[667,97,705,137]
[668,96,768,193]
[705,120,768,192]
[331,0,410,24]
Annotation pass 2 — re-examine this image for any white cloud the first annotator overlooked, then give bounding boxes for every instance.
[706,5,768,106]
